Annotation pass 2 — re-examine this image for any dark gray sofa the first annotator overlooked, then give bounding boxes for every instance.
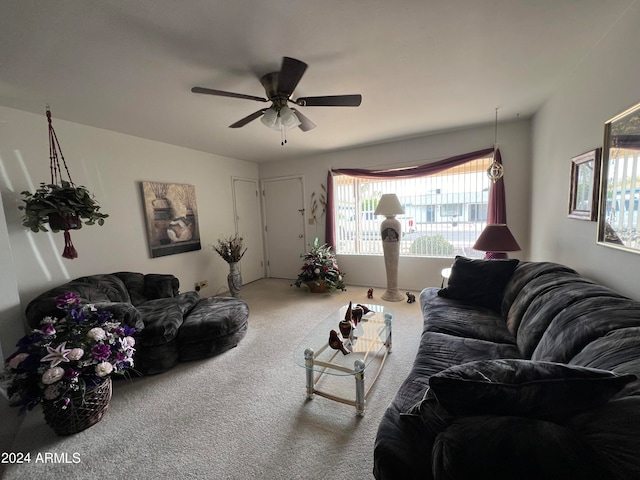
[374,258,640,480]
[25,272,249,375]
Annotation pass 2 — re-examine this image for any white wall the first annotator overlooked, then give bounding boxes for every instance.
[531,1,640,300]
[0,106,259,334]
[260,119,532,292]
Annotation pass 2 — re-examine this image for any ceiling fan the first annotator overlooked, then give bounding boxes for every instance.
[191,57,362,135]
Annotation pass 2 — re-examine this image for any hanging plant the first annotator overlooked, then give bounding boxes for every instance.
[18,108,108,259]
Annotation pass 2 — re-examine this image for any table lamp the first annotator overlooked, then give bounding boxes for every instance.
[374,194,405,301]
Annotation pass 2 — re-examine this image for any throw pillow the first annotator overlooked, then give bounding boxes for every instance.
[428,359,636,418]
[438,256,519,311]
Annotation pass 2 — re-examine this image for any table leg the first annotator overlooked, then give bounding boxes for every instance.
[354,359,366,416]
[304,348,315,399]
[384,313,393,353]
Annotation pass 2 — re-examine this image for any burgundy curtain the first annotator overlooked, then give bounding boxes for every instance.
[325,147,496,248]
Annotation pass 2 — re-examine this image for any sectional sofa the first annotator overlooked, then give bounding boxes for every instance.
[374,258,640,480]
[25,272,249,375]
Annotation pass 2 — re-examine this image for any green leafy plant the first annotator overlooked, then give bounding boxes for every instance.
[410,234,454,256]
[294,238,346,291]
[19,180,108,233]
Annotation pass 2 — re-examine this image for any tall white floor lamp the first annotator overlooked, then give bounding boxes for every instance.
[374,194,405,302]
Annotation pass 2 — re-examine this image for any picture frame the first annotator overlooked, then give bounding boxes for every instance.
[568,148,601,221]
[141,181,201,258]
[597,101,640,252]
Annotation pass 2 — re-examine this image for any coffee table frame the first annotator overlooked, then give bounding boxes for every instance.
[302,308,392,416]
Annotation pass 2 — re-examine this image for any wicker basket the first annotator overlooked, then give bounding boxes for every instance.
[306,280,328,293]
[42,377,112,436]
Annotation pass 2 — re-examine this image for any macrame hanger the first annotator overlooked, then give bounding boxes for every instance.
[47,105,74,187]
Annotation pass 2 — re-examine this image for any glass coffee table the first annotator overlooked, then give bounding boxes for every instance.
[293,303,392,416]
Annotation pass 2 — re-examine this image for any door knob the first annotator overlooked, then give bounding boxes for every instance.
[298,234,303,238]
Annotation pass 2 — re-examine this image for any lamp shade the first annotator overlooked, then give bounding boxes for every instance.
[473,224,521,252]
[374,194,405,216]
[279,106,301,128]
[260,108,281,130]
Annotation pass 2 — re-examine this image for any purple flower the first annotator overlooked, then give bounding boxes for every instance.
[91,343,112,362]
[40,323,56,336]
[70,308,87,324]
[122,325,136,336]
[64,368,81,380]
[56,292,80,309]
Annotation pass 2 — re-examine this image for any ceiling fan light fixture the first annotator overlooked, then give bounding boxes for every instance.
[279,106,301,128]
[260,107,280,130]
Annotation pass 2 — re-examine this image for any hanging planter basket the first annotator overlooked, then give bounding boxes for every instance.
[18,107,108,259]
[48,213,81,231]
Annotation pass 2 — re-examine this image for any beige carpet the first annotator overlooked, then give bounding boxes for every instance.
[1,279,424,480]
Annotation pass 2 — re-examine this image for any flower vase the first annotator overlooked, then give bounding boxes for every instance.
[227,262,243,297]
[42,377,112,436]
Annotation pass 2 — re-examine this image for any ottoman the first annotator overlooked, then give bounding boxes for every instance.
[177,296,249,362]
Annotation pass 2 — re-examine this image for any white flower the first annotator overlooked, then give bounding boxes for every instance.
[87,327,106,341]
[40,342,72,367]
[314,268,320,275]
[123,336,135,347]
[42,367,65,385]
[95,362,113,377]
[44,384,61,400]
[67,348,84,360]
[8,353,29,369]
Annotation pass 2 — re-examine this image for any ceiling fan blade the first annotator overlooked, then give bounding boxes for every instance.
[191,86,268,103]
[277,57,308,96]
[291,109,316,132]
[229,109,266,128]
[294,94,362,107]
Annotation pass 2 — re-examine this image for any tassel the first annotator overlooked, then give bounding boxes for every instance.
[62,230,78,259]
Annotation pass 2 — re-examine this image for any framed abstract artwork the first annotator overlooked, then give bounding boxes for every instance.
[141,181,201,258]
[568,148,601,221]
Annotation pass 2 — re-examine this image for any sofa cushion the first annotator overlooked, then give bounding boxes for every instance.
[428,359,636,418]
[432,415,610,480]
[143,274,180,300]
[420,288,515,344]
[438,256,519,312]
[135,292,199,346]
[113,272,147,306]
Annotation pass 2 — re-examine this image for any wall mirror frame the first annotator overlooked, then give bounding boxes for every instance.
[568,148,601,221]
[597,101,640,252]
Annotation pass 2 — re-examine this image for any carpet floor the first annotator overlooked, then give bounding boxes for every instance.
[1,279,424,480]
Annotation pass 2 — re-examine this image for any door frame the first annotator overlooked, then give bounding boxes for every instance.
[261,175,307,278]
[231,176,265,281]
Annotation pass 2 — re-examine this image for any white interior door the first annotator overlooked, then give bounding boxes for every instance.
[263,176,306,279]
[232,178,264,284]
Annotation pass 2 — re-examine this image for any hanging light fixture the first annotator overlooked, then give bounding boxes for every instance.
[487,108,504,183]
[260,104,301,145]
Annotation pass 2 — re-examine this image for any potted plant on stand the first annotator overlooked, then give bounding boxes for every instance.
[294,238,346,293]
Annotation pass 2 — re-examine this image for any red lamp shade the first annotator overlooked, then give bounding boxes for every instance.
[473,224,521,253]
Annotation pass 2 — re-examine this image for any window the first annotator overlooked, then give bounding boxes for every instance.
[333,155,493,257]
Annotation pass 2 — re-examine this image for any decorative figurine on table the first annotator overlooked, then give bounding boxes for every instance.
[329,330,350,355]
[351,305,364,325]
[357,304,371,314]
[367,288,374,299]
[339,302,354,338]
[406,292,416,304]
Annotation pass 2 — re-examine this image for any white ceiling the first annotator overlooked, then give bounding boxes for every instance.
[0,0,634,163]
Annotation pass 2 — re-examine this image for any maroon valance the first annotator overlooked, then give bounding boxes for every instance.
[325,147,498,248]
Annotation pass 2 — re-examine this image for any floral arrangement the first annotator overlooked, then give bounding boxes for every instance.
[294,238,346,291]
[4,292,136,414]
[213,234,247,263]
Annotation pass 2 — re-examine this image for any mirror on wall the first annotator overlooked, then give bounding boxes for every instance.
[597,101,640,252]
